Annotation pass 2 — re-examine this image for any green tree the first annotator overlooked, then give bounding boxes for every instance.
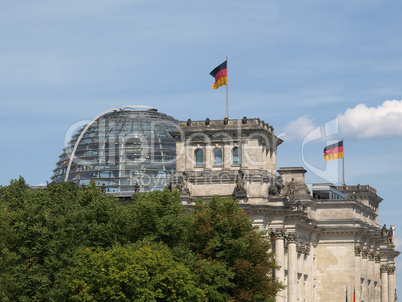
[129,190,235,301]
[67,241,206,302]
[0,178,133,301]
[129,189,188,247]
[189,196,282,302]
[0,178,282,301]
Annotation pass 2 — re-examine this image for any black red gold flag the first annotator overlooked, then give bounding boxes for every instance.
[324,141,344,161]
[210,60,227,89]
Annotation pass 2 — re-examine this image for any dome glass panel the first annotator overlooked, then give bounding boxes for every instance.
[51,107,178,194]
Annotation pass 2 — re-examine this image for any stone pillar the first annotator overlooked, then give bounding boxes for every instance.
[296,242,309,302]
[287,232,298,302]
[354,246,362,302]
[374,254,381,302]
[305,241,313,302]
[361,248,368,301]
[272,228,286,302]
[388,266,395,302]
[368,252,375,302]
[381,265,389,302]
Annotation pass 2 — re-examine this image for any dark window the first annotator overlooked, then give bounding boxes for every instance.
[195,148,204,166]
[213,148,223,166]
[232,147,241,165]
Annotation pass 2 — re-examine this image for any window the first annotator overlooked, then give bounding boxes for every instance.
[213,148,223,166]
[232,147,241,165]
[195,148,204,166]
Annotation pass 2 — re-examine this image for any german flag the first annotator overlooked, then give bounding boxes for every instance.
[324,141,344,161]
[210,60,227,89]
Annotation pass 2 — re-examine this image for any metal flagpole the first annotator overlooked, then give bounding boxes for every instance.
[342,138,345,186]
[226,56,229,118]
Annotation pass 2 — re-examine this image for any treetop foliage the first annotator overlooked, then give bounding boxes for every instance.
[0,177,281,301]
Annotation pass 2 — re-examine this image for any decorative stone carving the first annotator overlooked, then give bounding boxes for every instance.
[297,242,309,254]
[388,266,396,275]
[268,176,284,196]
[268,183,278,196]
[271,228,286,239]
[361,249,368,259]
[380,265,389,273]
[234,170,247,198]
[354,246,362,256]
[134,182,140,194]
[286,178,296,202]
[287,232,299,243]
[177,172,190,195]
[375,253,381,263]
[381,224,388,237]
[388,227,394,244]
[369,252,375,261]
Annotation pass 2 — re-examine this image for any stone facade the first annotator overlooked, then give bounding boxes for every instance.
[170,117,399,302]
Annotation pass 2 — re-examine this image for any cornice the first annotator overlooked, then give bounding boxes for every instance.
[313,199,379,216]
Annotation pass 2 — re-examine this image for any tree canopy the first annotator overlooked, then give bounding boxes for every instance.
[0,177,281,301]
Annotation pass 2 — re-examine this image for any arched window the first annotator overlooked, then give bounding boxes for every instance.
[195,148,204,167]
[232,147,241,165]
[213,148,223,166]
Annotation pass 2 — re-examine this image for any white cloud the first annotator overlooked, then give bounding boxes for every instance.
[283,100,402,141]
[339,100,402,138]
[282,115,316,141]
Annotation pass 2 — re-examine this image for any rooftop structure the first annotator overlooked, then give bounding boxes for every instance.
[51,106,178,194]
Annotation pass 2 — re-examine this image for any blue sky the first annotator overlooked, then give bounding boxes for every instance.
[1,0,402,290]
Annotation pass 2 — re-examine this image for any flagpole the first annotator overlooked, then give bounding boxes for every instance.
[342,138,345,186]
[226,56,229,118]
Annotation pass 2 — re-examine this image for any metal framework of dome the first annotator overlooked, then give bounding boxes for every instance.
[51,106,178,194]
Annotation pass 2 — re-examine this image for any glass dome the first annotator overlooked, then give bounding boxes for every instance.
[51,106,178,194]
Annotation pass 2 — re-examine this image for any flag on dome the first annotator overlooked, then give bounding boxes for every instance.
[210,60,227,89]
[324,140,344,161]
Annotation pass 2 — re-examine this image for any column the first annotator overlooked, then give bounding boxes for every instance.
[368,252,375,302]
[287,232,298,302]
[361,248,368,301]
[305,243,312,302]
[381,265,389,302]
[354,246,362,302]
[388,266,395,302]
[296,242,308,302]
[272,228,286,302]
[374,254,381,302]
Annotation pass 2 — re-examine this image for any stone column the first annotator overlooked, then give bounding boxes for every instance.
[272,228,286,302]
[361,248,368,301]
[374,254,381,302]
[368,252,375,302]
[287,232,298,302]
[354,246,362,302]
[296,242,308,302]
[381,265,389,302]
[305,243,312,302]
[388,266,395,302]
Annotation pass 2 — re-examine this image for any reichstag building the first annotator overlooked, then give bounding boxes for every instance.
[52,106,399,302]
